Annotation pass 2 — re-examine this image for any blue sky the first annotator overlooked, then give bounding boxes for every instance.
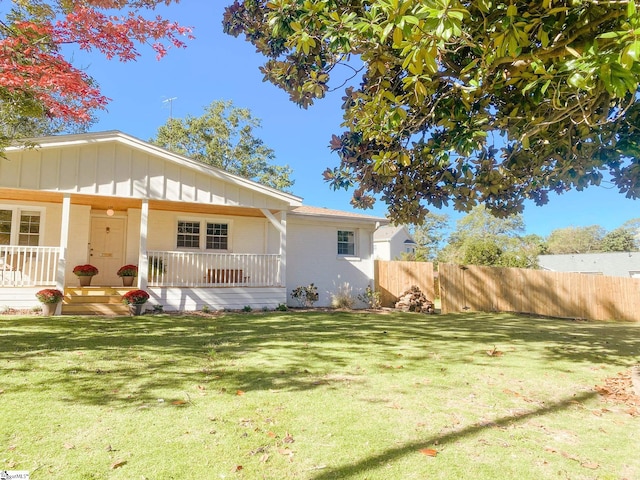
[70,1,638,237]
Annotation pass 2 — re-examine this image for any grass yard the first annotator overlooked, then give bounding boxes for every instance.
[0,310,638,480]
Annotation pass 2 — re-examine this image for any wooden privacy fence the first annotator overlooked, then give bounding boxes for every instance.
[439,263,640,322]
[374,260,435,307]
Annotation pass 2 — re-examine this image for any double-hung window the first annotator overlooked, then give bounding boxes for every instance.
[337,230,355,256]
[177,221,200,248]
[206,223,228,250]
[0,208,42,246]
[177,219,230,251]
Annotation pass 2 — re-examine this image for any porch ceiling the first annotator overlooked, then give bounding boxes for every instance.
[0,188,276,218]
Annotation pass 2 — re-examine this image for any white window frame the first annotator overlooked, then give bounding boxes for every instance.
[176,219,201,249]
[205,222,229,251]
[176,216,232,252]
[337,229,356,257]
[0,204,46,246]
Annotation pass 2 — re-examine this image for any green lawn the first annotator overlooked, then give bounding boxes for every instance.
[1,310,638,479]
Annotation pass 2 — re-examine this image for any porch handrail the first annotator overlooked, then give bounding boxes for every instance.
[146,250,282,287]
[0,246,60,287]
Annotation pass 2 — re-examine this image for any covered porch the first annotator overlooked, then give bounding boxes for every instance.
[0,131,304,312]
[0,189,290,312]
[0,246,282,289]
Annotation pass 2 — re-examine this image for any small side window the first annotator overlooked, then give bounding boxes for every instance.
[337,230,355,256]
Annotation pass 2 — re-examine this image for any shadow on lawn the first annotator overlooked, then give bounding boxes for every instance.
[0,311,638,406]
[309,390,598,480]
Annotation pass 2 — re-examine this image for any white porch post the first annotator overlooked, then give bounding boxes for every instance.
[279,211,286,288]
[56,194,71,289]
[260,208,286,287]
[138,199,149,290]
[56,194,71,315]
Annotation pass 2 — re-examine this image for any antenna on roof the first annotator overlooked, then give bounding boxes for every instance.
[162,97,179,151]
[162,97,178,121]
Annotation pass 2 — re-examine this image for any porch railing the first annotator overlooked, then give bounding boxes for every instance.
[0,246,60,287]
[147,251,282,287]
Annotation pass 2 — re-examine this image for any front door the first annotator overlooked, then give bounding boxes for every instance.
[89,215,126,286]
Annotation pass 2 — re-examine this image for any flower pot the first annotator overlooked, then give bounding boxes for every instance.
[78,275,93,287]
[128,304,145,316]
[42,302,60,316]
[122,276,135,286]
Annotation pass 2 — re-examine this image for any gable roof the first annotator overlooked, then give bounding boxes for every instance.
[3,130,302,209]
[373,224,414,242]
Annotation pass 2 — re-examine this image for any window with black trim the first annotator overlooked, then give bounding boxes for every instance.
[337,230,355,256]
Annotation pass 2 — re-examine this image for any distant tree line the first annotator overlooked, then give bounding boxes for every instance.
[402,208,639,268]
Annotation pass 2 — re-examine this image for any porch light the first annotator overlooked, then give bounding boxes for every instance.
[106,207,115,216]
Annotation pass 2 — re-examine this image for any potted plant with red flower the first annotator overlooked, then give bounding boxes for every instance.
[35,288,64,316]
[117,264,138,286]
[73,264,99,286]
[122,289,149,316]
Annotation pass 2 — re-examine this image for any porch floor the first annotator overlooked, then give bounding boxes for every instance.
[63,287,135,315]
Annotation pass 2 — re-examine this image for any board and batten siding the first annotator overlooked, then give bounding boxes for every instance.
[1,141,290,210]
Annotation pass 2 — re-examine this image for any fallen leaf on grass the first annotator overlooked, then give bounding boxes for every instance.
[266,431,277,438]
[625,406,639,416]
[259,453,270,463]
[111,459,127,469]
[419,448,438,457]
[197,385,206,391]
[232,465,243,472]
[486,346,503,357]
[502,388,535,403]
[172,400,187,405]
[278,448,294,459]
[544,446,580,462]
[7,445,16,451]
[63,443,75,450]
[236,390,245,396]
[581,461,600,470]
[283,432,294,444]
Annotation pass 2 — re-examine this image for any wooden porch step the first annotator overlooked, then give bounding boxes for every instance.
[62,303,131,315]
[62,287,134,316]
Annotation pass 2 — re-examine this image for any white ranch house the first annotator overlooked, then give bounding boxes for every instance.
[0,131,386,314]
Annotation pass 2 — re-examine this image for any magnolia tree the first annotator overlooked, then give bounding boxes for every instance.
[224,0,640,223]
[0,0,192,149]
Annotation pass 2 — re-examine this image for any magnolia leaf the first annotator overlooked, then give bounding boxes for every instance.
[111,460,127,469]
[419,448,438,456]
